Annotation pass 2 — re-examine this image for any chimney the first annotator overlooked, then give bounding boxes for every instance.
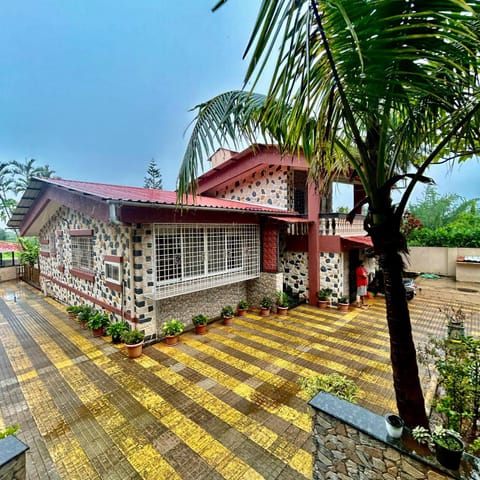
[209,148,236,168]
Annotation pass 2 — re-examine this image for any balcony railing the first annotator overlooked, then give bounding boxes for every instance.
[319,213,367,236]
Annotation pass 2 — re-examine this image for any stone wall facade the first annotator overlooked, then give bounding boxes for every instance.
[215,165,291,210]
[310,392,478,480]
[320,252,346,301]
[280,251,309,300]
[247,272,284,309]
[0,436,28,480]
[38,211,265,340]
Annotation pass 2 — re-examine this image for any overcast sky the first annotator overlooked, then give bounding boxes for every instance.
[0,1,478,208]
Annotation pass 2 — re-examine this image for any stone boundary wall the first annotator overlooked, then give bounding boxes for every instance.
[310,392,480,480]
[0,436,29,480]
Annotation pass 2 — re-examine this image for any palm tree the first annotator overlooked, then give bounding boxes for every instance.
[0,162,16,223]
[177,0,480,428]
[10,159,55,195]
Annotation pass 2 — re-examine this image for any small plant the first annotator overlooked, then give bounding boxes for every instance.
[87,311,110,330]
[121,329,145,345]
[316,288,333,301]
[338,295,349,304]
[77,305,95,323]
[106,321,129,341]
[162,319,185,336]
[192,314,208,326]
[66,305,83,316]
[276,291,290,308]
[237,300,249,310]
[260,297,274,309]
[221,305,235,318]
[412,425,463,451]
[0,424,19,440]
[299,373,359,403]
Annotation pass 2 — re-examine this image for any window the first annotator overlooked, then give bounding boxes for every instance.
[49,232,56,255]
[152,224,259,299]
[105,262,121,284]
[71,235,94,272]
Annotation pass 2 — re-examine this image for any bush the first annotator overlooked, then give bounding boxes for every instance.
[161,319,184,336]
[121,329,145,345]
[299,373,359,403]
[192,314,208,326]
[221,305,235,318]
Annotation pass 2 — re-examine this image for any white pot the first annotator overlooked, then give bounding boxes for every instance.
[384,414,404,439]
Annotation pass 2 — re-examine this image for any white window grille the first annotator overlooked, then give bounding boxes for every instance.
[105,262,122,284]
[49,232,56,255]
[56,235,64,266]
[71,236,94,272]
[151,223,259,299]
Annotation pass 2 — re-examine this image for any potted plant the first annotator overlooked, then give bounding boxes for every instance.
[316,288,333,308]
[237,300,249,316]
[87,311,110,337]
[221,305,235,325]
[441,306,466,341]
[77,305,94,329]
[276,291,290,315]
[66,305,82,320]
[260,296,274,316]
[337,295,349,312]
[384,413,404,439]
[106,321,129,344]
[121,329,145,358]
[192,314,208,335]
[161,319,184,345]
[412,425,464,470]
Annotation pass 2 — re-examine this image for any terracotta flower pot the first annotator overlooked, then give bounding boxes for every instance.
[194,324,207,335]
[338,303,349,312]
[237,309,247,317]
[92,327,104,337]
[260,307,270,317]
[277,306,288,315]
[164,335,179,346]
[125,341,143,358]
[317,300,329,309]
[222,316,233,326]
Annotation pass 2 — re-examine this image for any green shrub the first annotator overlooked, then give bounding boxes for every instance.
[299,373,359,403]
[0,424,19,439]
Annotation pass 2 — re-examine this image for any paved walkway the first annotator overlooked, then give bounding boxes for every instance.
[0,280,479,479]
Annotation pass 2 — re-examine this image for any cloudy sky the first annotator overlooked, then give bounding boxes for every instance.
[0,1,478,207]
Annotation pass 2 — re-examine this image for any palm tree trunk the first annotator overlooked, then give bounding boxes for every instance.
[381,250,429,428]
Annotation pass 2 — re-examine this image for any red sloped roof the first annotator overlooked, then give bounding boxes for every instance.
[39,178,284,213]
[0,241,21,253]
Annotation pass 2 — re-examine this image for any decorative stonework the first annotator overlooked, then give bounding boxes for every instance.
[280,251,309,300]
[310,391,477,480]
[247,272,283,308]
[320,252,346,300]
[216,165,290,209]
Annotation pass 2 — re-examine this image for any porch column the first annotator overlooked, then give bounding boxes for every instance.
[308,182,321,305]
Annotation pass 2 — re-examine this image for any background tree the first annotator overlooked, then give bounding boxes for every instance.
[178,0,480,428]
[409,186,479,230]
[0,158,55,228]
[10,158,55,194]
[144,158,163,189]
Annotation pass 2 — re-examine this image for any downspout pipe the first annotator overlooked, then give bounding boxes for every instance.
[107,201,123,225]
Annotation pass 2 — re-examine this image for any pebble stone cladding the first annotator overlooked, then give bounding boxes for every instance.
[312,409,455,480]
[320,251,346,300]
[216,165,291,209]
[280,251,309,300]
[38,210,263,339]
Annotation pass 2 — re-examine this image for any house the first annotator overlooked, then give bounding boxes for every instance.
[197,145,373,305]
[7,145,371,340]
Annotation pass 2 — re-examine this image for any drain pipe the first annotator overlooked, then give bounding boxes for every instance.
[107,201,127,322]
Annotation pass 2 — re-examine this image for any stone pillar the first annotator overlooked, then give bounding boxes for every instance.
[0,436,29,480]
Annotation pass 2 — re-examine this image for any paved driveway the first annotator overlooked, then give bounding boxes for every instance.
[0,279,479,479]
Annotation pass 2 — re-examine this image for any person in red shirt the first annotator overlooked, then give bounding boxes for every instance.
[355,261,369,308]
